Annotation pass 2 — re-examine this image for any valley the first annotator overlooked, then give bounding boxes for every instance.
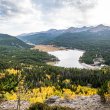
[0,25,110,110]
[32,44,103,69]
[19,25,110,66]
[1,0,110,109]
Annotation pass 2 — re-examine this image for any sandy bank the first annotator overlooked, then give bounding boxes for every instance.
[32,45,65,52]
[81,63,101,70]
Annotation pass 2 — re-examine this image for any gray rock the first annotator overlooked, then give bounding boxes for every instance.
[45,96,60,104]
[47,95,110,110]
[0,100,30,110]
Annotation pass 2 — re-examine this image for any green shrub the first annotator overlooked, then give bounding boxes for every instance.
[28,103,74,110]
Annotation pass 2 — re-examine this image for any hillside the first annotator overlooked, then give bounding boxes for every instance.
[49,30,110,50]
[0,34,31,48]
[0,26,110,109]
[17,25,110,49]
[17,25,110,65]
[17,29,64,45]
[48,29,110,65]
[0,46,56,69]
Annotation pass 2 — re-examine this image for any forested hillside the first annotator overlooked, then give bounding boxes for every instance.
[48,30,110,65]
[0,47,110,109]
[0,34,31,48]
[0,46,55,69]
[18,29,64,44]
[17,25,110,65]
[0,25,110,109]
[0,60,110,106]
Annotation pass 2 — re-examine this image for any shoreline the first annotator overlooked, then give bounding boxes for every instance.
[81,63,101,70]
[32,45,101,69]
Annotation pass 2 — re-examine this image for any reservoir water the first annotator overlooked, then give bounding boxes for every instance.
[48,49,85,68]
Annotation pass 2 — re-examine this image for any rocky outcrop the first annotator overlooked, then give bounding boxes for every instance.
[0,100,30,110]
[45,96,60,104]
[46,95,110,110]
[0,95,110,110]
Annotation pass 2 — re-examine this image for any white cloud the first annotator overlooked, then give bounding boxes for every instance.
[88,0,110,26]
[0,0,110,35]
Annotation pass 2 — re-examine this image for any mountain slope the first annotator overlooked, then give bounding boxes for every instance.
[16,24,110,65]
[0,34,31,48]
[49,30,110,50]
[17,24,110,45]
[17,29,65,45]
[18,33,55,45]
[47,25,110,65]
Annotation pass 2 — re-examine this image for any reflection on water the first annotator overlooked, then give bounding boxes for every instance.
[48,49,85,68]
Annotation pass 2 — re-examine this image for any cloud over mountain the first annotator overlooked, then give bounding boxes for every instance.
[0,0,110,35]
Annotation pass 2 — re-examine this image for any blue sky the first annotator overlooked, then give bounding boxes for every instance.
[0,0,110,35]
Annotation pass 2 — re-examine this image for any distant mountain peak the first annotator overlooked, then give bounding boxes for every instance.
[47,29,58,31]
[68,27,75,29]
[46,29,58,33]
[17,24,110,45]
[97,24,105,27]
[90,24,110,32]
[96,24,110,29]
[66,26,92,33]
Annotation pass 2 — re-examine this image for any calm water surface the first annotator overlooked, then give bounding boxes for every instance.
[48,49,85,68]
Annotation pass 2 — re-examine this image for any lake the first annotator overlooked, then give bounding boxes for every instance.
[48,49,85,68]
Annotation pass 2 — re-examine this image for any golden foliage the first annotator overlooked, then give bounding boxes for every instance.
[4,91,17,100]
[4,85,97,103]
[6,68,20,75]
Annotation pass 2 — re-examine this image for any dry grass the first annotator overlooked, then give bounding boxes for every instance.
[32,45,65,52]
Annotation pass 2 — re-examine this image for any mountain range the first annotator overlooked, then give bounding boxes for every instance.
[0,24,110,65]
[17,24,110,45]
[1,24,110,50]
